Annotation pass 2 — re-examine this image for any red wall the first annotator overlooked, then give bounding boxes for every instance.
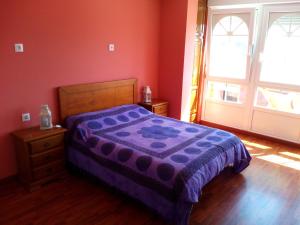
[0,0,160,179]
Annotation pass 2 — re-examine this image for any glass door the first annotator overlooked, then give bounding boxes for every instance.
[202,9,255,129]
[251,5,300,142]
[255,9,300,114]
[202,4,300,142]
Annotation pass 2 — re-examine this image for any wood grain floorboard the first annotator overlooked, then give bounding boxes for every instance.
[0,134,300,225]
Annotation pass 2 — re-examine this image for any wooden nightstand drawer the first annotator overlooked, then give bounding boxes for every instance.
[157,112,168,117]
[154,104,168,114]
[139,99,168,116]
[30,134,64,154]
[31,147,64,168]
[33,160,64,180]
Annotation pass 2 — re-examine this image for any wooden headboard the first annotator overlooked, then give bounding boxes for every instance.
[58,79,137,122]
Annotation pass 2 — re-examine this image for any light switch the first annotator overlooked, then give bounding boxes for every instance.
[15,43,24,53]
[108,43,115,52]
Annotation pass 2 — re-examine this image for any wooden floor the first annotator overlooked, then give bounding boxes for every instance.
[1,134,300,225]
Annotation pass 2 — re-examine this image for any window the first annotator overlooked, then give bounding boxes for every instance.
[209,15,250,79]
[260,13,300,86]
[203,4,300,142]
[255,87,300,114]
[205,10,254,105]
[256,8,300,114]
[207,81,246,103]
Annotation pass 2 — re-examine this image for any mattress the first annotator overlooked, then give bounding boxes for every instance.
[66,104,251,224]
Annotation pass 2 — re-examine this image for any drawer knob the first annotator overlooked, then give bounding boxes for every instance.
[45,155,52,160]
[43,142,50,148]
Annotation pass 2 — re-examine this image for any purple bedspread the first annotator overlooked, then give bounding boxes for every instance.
[66,104,251,224]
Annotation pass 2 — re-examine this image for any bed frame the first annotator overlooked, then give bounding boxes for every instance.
[58,78,193,225]
[58,79,137,122]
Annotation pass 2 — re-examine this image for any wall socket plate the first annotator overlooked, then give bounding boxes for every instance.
[22,113,31,122]
[15,43,24,53]
[108,43,115,52]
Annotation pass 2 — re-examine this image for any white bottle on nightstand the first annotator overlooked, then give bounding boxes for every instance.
[40,104,53,130]
[143,86,152,103]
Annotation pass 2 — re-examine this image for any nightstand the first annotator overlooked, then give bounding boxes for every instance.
[139,99,168,116]
[12,126,67,191]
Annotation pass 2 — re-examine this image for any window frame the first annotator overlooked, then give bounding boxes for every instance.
[253,4,300,115]
[206,8,256,84]
[204,8,256,106]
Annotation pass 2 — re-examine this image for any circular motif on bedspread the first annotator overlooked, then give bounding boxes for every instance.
[136,156,152,172]
[117,148,133,162]
[116,131,131,137]
[157,163,175,181]
[86,137,99,148]
[150,142,167,149]
[139,108,150,115]
[76,128,86,141]
[128,111,140,119]
[206,136,222,142]
[185,127,199,133]
[170,154,189,163]
[138,125,180,140]
[152,119,164,124]
[216,131,231,137]
[117,115,130,122]
[196,142,212,148]
[87,121,102,130]
[101,143,116,155]
[103,118,117,126]
[184,147,203,154]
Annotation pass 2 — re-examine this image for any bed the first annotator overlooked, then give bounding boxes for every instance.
[59,79,251,225]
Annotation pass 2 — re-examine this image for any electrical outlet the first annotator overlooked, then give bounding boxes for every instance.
[22,113,31,122]
[15,43,24,53]
[108,43,115,52]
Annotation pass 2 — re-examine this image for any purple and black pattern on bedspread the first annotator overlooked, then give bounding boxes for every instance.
[66,104,251,203]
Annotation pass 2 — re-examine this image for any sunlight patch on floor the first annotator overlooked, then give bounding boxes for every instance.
[279,152,300,160]
[242,140,272,150]
[250,153,265,156]
[257,154,300,171]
